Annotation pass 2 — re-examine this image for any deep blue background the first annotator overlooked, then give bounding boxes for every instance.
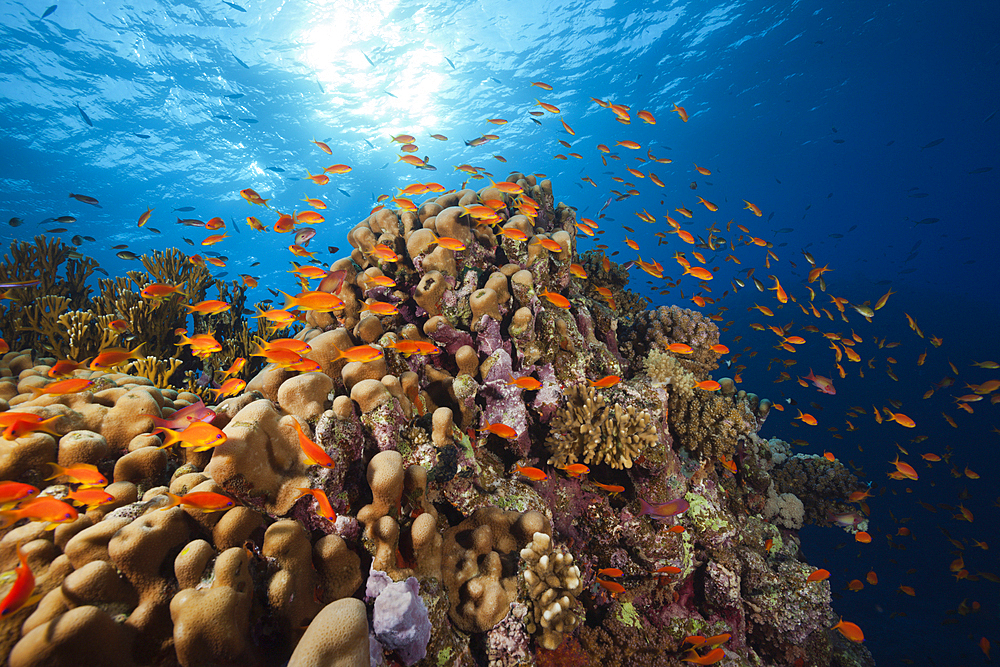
[2,1,998,664]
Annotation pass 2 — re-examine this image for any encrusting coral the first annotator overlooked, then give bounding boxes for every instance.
[0,172,874,667]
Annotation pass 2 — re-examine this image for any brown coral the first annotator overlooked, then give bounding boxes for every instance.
[545,384,659,470]
[441,506,550,633]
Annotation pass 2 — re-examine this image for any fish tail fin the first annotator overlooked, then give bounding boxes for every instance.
[152,427,180,449]
[44,463,66,481]
[0,511,16,531]
[638,498,655,516]
[280,291,298,311]
[37,416,62,438]
[158,492,183,511]
[328,344,344,363]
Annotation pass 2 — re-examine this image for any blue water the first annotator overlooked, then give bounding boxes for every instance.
[2,0,998,664]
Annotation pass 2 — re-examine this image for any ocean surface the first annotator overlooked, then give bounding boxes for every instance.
[1,0,998,665]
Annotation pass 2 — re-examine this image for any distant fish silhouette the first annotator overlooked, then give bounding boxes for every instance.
[134,133,150,138]
[232,52,250,69]
[222,1,246,12]
[445,56,455,69]
[920,138,944,149]
[75,103,92,127]
[362,51,375,67]
[41,5,57,19]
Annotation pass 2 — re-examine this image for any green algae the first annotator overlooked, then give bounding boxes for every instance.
[618,601,642,629]
[684,491,731,533]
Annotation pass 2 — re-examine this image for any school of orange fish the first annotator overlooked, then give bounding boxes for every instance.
[3,79,996,662]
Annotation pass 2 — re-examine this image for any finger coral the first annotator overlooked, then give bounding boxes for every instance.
[545,384,659,470]
[520,531,583,650]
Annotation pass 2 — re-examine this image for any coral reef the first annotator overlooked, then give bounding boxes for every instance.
[0,174,873,667]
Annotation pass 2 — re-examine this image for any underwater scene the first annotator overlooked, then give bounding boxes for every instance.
[0,0,997,665]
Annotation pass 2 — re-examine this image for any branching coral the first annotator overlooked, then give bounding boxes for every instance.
[545,384,659,470]
[520,531,583,650]
[0,235,97,306]
[646,348,761,460]
[125,356,184,388]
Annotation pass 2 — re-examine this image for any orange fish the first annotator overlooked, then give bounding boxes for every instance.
[282,290,344,312]
[855,531,872,543]
[295,487,336,521]
[161,491,235,513]
[386,340,440,357]
[66,487,115,509]
[681,648,724,665]
[0,496,78,529]
[0,413,61,440]
[508,376,542,391]
[667,343,693,354]
[696,380,721,391]
[141,282,186,300]
[558,463,590,478]
[137,206,154,228]
[866,571,878,585]
[515,464,547,481]
[369,244,399,263]
[711,344,729,354]
[48,359,85,377]
[796,410,818,426]
[832,618,864,642]
[684,266,713,281]
[0,482,39,505]
[540,290,571,309]
[807,569,830,581]
[884,409,915,428]
[593,482,625,496]
[201,233,230,246]
[655,565,683,575]
[156,421,228,452]
[88,343,146,371]
[45,463,106,487]
[898,585,916,596]
[360,301,399,317]
[240,188,270,207]
[889,456,918,480]
[598,567,623,578]
[588,375,621,388]
[672,104,689,122]
[311,138,333,154]
[175,330,223,358]
[847,579,864,592]
[290,419,334,468]
[481,422,517,439]
[222,357,247,377]
[596,578,625,597]
[331,344,383,364]
[0,543,35,616]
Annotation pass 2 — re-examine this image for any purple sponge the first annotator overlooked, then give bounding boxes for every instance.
[372,576,431,666]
